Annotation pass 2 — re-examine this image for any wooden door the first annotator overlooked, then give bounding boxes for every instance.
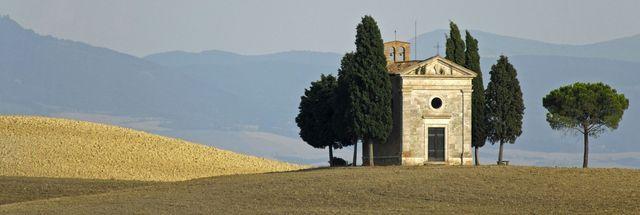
[428,127,445,162]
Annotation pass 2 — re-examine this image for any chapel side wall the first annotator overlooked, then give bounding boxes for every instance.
[371,75,403,165]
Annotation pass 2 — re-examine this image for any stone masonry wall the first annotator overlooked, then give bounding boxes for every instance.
[400,76,473,165]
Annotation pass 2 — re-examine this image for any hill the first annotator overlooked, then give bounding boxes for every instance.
[142,49,341,136]
[1,16,639,167]
[0,116,303,181]
[0,166,639,213]
[0,15,160,114]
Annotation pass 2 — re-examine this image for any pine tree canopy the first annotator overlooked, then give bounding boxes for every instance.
[464,31,487,148]
[542,82,629,136]
[295,74,341,149]
[485,55,525,144]
[542,82,628,168]
[445,21,465,65]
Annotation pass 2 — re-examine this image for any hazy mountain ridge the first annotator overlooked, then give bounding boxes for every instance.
[145,49,341,68]
[0,16,158,70]
[0,16,343,137]
[0,16,267,132]
[413,29,640,62]
[143,49,341,136]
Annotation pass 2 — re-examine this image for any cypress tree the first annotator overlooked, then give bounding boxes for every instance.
[333,52,359,166]
[445,21,465,65]
[295,74,341,166]
[464,31,487,166]
[485,55,525,164]
[445,35,453,57]
[342,15,393,166]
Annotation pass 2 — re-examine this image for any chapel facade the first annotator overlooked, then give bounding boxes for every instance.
[362,40,476,166]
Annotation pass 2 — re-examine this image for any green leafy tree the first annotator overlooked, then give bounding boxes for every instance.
[485,55,524,164]
[295,74,341,166]
[445,21,465,65]
[464,31,487,166]
[333,52,359,166]
[542,82,629,168]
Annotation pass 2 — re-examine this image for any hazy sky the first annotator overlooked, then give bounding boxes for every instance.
[1,0,639,56]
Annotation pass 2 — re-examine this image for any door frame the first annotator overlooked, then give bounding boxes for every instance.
[427,127,446,162]
[423,119,449,164]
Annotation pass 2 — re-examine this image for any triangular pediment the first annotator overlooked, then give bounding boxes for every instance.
[396,55,477,78]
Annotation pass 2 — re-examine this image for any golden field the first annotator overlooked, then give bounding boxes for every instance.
[0,116,304,181]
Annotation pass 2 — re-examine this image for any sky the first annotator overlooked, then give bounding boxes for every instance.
[1,0,639,57]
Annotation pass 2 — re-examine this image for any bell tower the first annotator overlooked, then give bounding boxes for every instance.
[384,41,411,64]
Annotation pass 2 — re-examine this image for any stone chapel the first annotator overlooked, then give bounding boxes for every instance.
[362,40,476,166]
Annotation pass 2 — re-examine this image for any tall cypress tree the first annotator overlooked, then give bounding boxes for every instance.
[464,31,487,166]
[445,35,453,57]
[485,55,525,164]
[349,15,393,166]
[333,52,359,166]
[445,21,465,65]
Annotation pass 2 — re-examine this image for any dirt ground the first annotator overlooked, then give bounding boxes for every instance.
[0,176,155,205]
[1,165,639,214]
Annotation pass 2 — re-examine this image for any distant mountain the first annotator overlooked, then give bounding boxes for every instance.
[146,50,340,68]
[0,16,296,132]
[0,16,160,114]
[413,29,640,62]
[143,50,341,135]
[145,50,243,67]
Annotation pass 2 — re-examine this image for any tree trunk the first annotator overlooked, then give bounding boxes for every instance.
[367,139,374,167]
[498,141,504,164]
[474,146,480,166]
[352,141,358,166]
[329,145,334,167]
[583,132,589,168]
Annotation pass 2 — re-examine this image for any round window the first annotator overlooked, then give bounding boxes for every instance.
[431,97,443,109]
